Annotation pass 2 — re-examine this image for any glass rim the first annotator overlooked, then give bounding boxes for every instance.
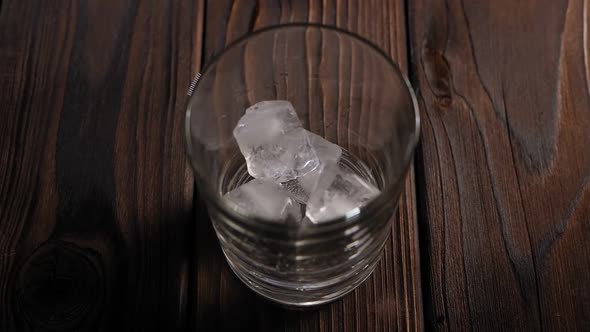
[185,23,421,233]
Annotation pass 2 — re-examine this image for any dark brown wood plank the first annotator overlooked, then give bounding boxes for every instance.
[194,1,423,331]
[411,0,590,330]
[0,0,203,330]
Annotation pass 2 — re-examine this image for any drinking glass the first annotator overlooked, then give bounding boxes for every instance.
[185,24,420,306]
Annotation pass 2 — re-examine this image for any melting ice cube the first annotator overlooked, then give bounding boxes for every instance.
[223,179,302,222]
[281,132,342,203]
[233,101,319,182]
[305,164,380,223]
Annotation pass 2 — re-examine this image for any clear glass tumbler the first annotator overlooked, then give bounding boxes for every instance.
[185,24,420,306]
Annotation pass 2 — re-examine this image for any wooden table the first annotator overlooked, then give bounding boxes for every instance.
[1,0,589,331]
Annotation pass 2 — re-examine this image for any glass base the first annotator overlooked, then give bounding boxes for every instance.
[221,243,386,307]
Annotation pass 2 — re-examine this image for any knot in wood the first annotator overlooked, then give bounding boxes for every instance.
[15,241,103,330]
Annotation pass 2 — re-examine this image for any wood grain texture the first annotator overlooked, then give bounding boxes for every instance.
[411,0,590,330]
[194,1,423,331]
[0,0,203,330]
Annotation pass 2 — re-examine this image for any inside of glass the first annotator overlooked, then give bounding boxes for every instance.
[187,25,417,209]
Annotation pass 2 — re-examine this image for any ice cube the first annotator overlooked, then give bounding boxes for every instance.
[281,163,324,203]
[223,179,302,222]
[308,132,342,164]
[281,132,342,203]
[233,101,319,182]
[305,164,380,223]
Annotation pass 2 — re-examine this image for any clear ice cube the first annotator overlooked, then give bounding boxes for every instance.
[305,164,380,223]
[223,179,302,222]
[308,132,342,164]
[281,132,342,203]
[233,101,319,182]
